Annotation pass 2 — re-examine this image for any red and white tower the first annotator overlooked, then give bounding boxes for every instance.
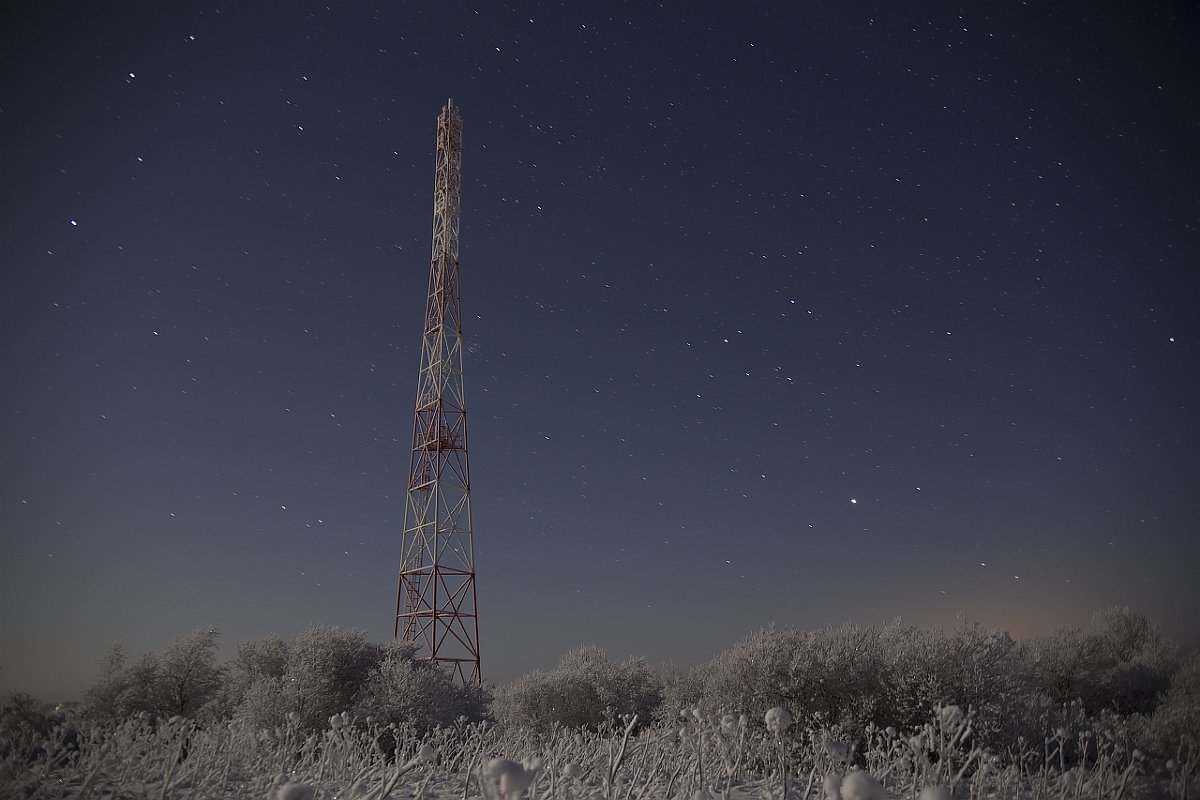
[395,99,480,685]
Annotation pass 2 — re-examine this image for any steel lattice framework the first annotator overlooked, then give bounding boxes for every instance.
[395,99,480,685]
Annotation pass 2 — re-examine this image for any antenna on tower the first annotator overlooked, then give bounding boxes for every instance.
[395,99,481,685]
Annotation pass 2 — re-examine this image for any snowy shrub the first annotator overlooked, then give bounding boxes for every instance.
[77,625,491,735]
[655,663,705,726]
[150,627,226,719]
[2,673,1187,799]
[235,674,290,732]
[555,645,662,722]
[352,640,489,731]
[280,625,379,730]
[230,633,290,692]
[699,627,799,724]
[493,669,603,731]
[1144,648,1200,759]
[493,645,661,732]
[1023,625,1092,705]
[78,643,155,722]
[782,623,887,731]
[699,624,900,732]
[876,619,1029,743]
[1088,606,1179,714]
[0,693,56,739]
[873,620,982,733]
[0,692,68,766]
[215,632,290,727]
[79,629,224,723]
[694,618,1040,751]
[26,610,1191,798]
[235,626,380,733]
[1026,607,1178,717]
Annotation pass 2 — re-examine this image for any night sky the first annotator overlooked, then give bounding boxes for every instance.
[2,2,1198,701]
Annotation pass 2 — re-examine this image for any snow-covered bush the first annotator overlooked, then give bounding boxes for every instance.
[493,669,602,731]
[0,692,67,766]
[211,632,290,724]
[235,628,492,734]
[784,623,887,731]
[231,633,290,692]
[1088,606,1179,715]
[77,645,127,722]
[2,668,1188,799]
[492,645,661,732]
[557,645,661,722]
[876,618,1027,742]
[655,663,705,726]
[1026,606,1178,717]
[151,627,227,719]
[352,640,489,731]
[1143,648,1200,759]
[37,609,1190,798]
[234,626,380,733]
[695,619,1036,751]
[699,627,799,724]
[78,625,491,735]
[79,628,225,723]
[698,622,943,733]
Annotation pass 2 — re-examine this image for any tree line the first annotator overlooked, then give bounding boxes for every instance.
[4,606,1196,762]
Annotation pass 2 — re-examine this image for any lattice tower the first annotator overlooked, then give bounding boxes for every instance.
[394,98,480,685]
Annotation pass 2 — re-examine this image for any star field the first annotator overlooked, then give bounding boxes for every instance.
[1,1,1197,700]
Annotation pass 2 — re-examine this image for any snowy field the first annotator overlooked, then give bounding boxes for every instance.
[4,618,1194,799]
[1,703,1186,800]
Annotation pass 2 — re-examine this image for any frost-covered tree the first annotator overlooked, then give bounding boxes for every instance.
[556,645,661,722]
[233,633,290,687]
[0,691,62,760]
[937,622,1029,742]
[875,620,956,730]
[1027,607,1178,716]
[700,627,800,722]
[80,630,223,722]
[783,623,886,730]
[493,645,662,731]
[152,627,225,719]
[1024,625,1095,706]
[698,624,891,731]
[1089,606,1178,714]
[80,643,157,722]
[231,626,492,733]
[875,619,1028,736]
[1145,649,1200,759]
[79,643,133,722]
[693,618,1034,748]
[352,640,489,732]
[655,661,704,726]
[493,669,602,731]
[204,633,290,723]
[236,626,381,732]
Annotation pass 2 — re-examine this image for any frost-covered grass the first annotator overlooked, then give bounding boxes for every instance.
[1,705,1190,799]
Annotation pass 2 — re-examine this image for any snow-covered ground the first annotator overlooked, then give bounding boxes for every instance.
[2,704,1183,799]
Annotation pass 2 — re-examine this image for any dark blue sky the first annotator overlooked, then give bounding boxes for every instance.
[2,1,1197,700]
